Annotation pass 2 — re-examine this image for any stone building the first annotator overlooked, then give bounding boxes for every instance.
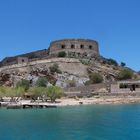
[111,80,140,94]
[0,49,49,66]
[49,39,99,57]
[0,39,100,66]
[0,57,29,66]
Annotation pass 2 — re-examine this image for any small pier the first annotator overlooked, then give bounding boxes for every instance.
[0,102,57,109]
[22,104,57,109]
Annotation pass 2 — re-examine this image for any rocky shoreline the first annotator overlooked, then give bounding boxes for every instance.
[57,96,140,106]
[1,96,140,109]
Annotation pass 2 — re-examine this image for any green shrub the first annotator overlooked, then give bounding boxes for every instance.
[84,80,92,86]
[120,62,126,67]
[6,87,15,97]
[67,79,76,87]
[80,59,90,65]
[89,73,103,84]
[16,79,30,91]
[49,63,61,74]
[117,68,133,80]
[36,77,48,87]
[47,86,63,102]
[58,51,66,57]
[3,87,16,97]
[0,86,6,97]
[0,86,25,98]
[15,87,25,97]
[28,87,47,99]
[107,58,118,66]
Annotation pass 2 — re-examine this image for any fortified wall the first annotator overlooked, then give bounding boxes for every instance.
[49,39,99,57]
[0,58,88,77]
[0,39,100,67]
[0,49,49,67]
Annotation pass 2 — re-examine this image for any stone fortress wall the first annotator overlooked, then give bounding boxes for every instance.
[0,39,100,67]
[49,39,99,57]
[0,58,88,77]
[0,49,49,66]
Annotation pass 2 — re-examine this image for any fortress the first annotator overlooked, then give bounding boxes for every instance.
[0,38,139,95]
[0,39,99,67]
[49,39,99,57]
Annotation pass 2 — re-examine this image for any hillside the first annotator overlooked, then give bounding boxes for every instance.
[0,56,139,89]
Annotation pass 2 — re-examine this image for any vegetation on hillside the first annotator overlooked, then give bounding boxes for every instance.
[49,63,62,74]
[58,51,66,57]
[36,77,48,87]
[117,68,133,80]
[102,58,118,66]
[16,79,30,91]
[85,72,103,85]
[66,79,76,87]
[120,62,126,67]
[89,72,103,84]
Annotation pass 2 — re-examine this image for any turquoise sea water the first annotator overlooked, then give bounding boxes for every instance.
[0,104,140,140]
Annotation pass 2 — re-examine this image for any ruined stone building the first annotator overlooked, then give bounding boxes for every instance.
[111,80,140,94]
[0,39,100,67]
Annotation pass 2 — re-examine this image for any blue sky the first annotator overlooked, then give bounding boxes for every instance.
[0,0,140,70]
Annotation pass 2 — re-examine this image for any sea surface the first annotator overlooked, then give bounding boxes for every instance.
[0,104,140,140]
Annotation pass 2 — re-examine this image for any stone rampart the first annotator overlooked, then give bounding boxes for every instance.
[0,58,80,72]
[49,39,99,57]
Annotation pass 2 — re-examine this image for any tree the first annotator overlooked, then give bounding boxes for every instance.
[121,62,126,67]
[28,87,47,100]
[107,58,118,66]
[117,68,133,80]
[4,87,17,101]
[0,86,25,99]
[49,63,61,74]
[15,87,25,97]
[16,79,30,91]
[47,86,63,102]
[0,86,6,100]
[36,77,48,87]
[89,72,103,84]
[58,51,66,57]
